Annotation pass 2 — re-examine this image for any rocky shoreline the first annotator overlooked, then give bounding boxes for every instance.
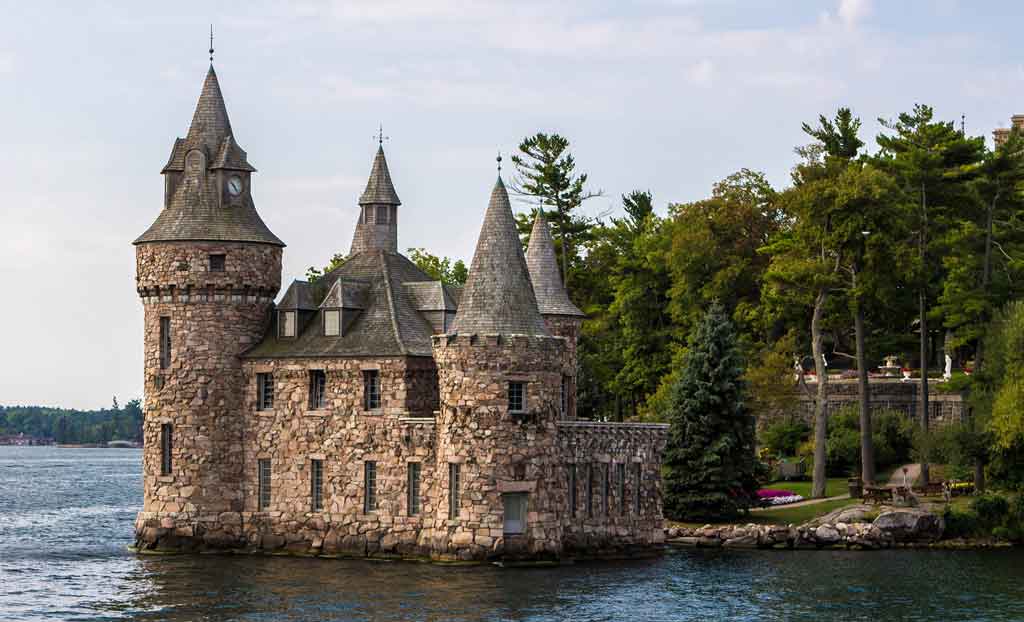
[664,504,1013,550]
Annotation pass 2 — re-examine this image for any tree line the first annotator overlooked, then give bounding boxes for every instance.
[0,398,143,444]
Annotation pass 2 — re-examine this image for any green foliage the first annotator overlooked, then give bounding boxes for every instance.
[0,399,143,444]
[826,406,914,476]
[663,302,759,521]
[942,506,982,539]
[761,420,810,456]
[406,248,468,285]
[970,494,1010,527]
[305,253,347,283]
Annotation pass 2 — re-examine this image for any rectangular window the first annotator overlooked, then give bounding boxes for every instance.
[587,463,594,518]
[308,370,326,410]
[408,462,421,516]
[160,423,172,476]
[324,309,341,336]
[209,254,226,272]
[280,311,296,338]
[503,493,528,535]
[364,461,377,513]
[617,463,626,516]
[159,316,171,370]
[311,459,324,511]
[508,381,525,413]
[635,463,643,515]
[258,459,271,510]
[568,464,577,518]
[602,464,610,516]
[448,462,461,520]
[256,373,274,410]
[377,205,390,224]
[363,370,381,410]
[560,375,569,419]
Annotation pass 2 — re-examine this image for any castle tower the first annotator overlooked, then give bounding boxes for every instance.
[133,64,284,550]
[525,213,585,420]
[431,177,566,561]
[349,145,401,255]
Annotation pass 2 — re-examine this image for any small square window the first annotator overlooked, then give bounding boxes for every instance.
[503,493,528,535]
[209,254,226,272]
[324,309,340,336]
[508,381,525,413]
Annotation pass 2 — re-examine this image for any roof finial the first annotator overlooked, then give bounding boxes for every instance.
[961,113,966,136]
[375,123,389,147]
[496,151,503,176]
[209,25,215,63]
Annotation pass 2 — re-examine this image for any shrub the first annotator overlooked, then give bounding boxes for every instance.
[823,406,915,476]
[942,506,982,539]
[761,420,811,456]
[970,494,1010,529]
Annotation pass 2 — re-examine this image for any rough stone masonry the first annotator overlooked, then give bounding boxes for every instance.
[132,62,667,562]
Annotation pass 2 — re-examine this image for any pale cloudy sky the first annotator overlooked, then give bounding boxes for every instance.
[1,0,1021,408]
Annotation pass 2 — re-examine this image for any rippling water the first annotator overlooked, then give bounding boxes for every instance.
[2,446,1024,621]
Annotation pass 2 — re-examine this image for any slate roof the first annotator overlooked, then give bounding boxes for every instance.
[525,213,584,317]
[244,251,442,358]
[451,178,549,336]
[359,146,401,206]
[135,65,283,247]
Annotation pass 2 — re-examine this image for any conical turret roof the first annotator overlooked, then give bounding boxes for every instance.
[452,178,548,336]
[359,146,401,206]
[526,212,584,316]
[185,65,233,153]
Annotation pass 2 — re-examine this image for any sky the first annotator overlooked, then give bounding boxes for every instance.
[1,0,1022,409]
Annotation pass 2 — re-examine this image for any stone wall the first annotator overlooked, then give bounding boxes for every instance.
[542,314,582,420]
[788,379,968,429]
[557,421,668,555]
[430,333,566,561]
[135,240,281,548]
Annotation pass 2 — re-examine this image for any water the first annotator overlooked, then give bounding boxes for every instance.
[2,446,1023,622]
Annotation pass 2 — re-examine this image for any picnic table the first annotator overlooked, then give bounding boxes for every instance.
[863,486,891,505]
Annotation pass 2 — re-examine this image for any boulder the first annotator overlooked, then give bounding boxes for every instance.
[723,534,759,548]
[814,525,841,544]
[873,508,943,542]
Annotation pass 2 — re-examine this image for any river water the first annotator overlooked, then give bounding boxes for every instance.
[1,446,1023,621]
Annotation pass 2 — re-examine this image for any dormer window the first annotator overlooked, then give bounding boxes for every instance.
[209,254,226,272]
[324,309,340,336]
[279,311,296,338]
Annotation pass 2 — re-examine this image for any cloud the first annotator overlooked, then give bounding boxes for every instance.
[838,0,872,27]
[0,53,13,74]
[687,59,714,86]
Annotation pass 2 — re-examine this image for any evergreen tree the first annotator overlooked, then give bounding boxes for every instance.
[663,302,758,521]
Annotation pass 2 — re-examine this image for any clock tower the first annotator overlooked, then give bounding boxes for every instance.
[133,63,284,550]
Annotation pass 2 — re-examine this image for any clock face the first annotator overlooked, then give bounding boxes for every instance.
[227,175,243,197]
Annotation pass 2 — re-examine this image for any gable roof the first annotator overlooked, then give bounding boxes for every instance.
[525,212,584,317]
[451,178,548,336]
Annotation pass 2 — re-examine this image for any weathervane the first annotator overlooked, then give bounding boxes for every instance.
[209,25,215,63]
[496,151,503,175]
[375,124,390,146]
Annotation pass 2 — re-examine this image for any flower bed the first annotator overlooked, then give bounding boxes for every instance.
[758,489,805,506]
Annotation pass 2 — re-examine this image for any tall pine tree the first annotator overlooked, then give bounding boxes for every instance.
[663,301,758,521]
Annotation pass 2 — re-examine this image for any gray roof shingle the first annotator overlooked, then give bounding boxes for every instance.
[525,213,584,317]
[451,178,548,336]
[359,146,401,206]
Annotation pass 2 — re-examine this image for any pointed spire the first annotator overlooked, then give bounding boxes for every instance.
[526,212,584,317]
[185,65,233,152]
[452,178,548,336]
[359,145,401,206]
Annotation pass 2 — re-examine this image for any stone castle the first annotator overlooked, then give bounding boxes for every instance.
[132,63,668,562]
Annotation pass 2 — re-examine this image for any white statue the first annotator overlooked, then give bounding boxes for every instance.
[822,353,828,369]
[944,354,953,381]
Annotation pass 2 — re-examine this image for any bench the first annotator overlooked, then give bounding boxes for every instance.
[863,486,891,505]
[914,482,946,497]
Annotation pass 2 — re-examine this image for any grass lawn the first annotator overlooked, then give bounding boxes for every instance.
[749,498,864,525]
[764,478,850,498]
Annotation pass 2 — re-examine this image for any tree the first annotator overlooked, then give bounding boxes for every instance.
[407,248,467,285]
[876,104,985,484]
[663,302,759,521]
[305,253,348,283]
[510,132,602,292]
